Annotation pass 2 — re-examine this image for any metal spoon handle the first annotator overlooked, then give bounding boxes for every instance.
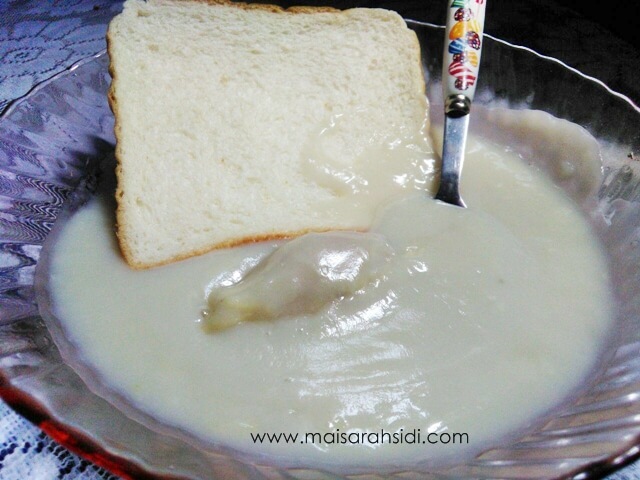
[437,99,470,207]
[436,0,487,207]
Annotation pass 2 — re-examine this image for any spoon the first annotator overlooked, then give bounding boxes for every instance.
[435,0,487,207]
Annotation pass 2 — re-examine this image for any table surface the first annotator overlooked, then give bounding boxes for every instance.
[0,0,638,479]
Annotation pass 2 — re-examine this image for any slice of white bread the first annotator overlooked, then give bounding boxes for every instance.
[107,0,428,269]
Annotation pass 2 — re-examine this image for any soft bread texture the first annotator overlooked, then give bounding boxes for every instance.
[107,0,427,269]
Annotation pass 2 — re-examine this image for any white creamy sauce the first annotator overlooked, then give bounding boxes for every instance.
[46,108,612,468]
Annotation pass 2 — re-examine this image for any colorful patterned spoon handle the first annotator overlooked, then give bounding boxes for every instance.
[443,0,487,115]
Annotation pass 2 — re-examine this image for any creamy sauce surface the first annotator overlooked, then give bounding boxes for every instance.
[47,109,612,468]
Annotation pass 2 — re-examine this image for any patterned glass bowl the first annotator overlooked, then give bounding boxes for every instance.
[1,21,640,480]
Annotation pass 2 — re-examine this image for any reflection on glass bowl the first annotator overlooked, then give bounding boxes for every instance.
[0,20,639,479]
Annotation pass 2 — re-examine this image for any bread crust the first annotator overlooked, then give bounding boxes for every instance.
[125,227,369,270]
[149,0,345,15]
[105,26,129,265]
[107,0,425,270]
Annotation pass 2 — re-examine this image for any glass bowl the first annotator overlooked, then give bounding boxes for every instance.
[1,20,640,479]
